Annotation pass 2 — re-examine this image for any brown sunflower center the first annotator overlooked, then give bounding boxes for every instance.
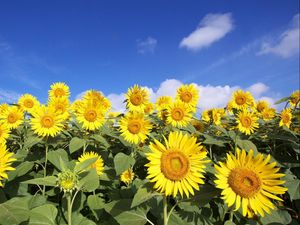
[161,151,189,181]
[180,91,192,103]
[236,95,246,105]
[24,99,34,108]
[41,115,54,128]
[241,116,252,128]
[127,120,142,134]
[171,108,184,121]
[228,168,261,198]
[7,113,18,123]
[130,93,143,106]
[55,103,65,113]
[257,104,266,113]
[282,114,290,123]
[84,109,97,122]
[54,88,65,97]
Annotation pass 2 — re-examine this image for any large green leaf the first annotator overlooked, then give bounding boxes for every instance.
[285,179,300,200]
[48,148,69,171]
[260,209,292,224]
[23,176,57,187]
[91,134,110,149]
[113,153,135,175]
[87,194,105,210]
[8,161,34,181]
[78,169,99,192]
[131,185,159,208]
[236,139,258,154]
[69,137,85,154]
[28,204,58,225]
[74,157,97,173]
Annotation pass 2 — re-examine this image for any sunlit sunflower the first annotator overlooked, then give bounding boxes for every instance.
[157,109,168,122]
[120,168,135,185]
[144,102,155,114]
[83,90,111,112]
[0,104,9,114]
[78,151,104,176]
[191,119,205,133]
[76,103,105,131]
[156,96,172,111]
[48,97,70,120]
[261,108,276,121]
[236,110,259,135]
[125,85,150,112]
[57,170,78,193]
[0,123,10,143]
[289,90,300,107]
[166,101,192,128]
[212,108,225,126]
[0,106,23,129]
[176,84,199,111]
[201,109,212,123]
[256,100,270,113]
[71,99,84,114]
[48,82,70,99]
[231,90,255,110]
[215,149,287,218]
[279,108,292,128]
[18,94,40,114]
[30,105,64,137]
[119,111,152,144]
[146,131,209,197]
[0,143,16,187]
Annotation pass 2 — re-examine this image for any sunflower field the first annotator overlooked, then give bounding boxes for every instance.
[0,82,299,225]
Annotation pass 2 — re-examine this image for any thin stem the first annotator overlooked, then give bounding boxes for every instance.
[163,195,168,225]
[67,194,72,225]
[229,210,234,221]
[42,139,49,196]
[167,201,179,222]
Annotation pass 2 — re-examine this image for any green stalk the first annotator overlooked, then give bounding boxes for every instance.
[67,194,72,225]
[42,140,49,196]
[163,195,168,225]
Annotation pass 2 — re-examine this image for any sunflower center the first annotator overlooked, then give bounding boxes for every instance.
[54,88,65,97]
[7,113,18,123]
[41,116,54,128]
[130,93,143,106]
[241,116,252,128]
[180,91,192,103]
[84,109,97,122]
[171,108,184,121]
[282,114,290,123]
[24,99,34,108]
[127,120,142,134]
[236,96,246,105]
[55,104,65,113]
[161,151,189,181]
[228,168,261,198]
[257,104,265,113]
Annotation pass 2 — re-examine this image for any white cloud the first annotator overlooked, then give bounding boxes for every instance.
[258,14,299,58]
[179,13,234,51]
[0,89,20,103]
[137,37,157,54]
[100,79,278,113]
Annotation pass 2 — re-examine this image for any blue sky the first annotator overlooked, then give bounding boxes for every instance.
[0,0,299,110]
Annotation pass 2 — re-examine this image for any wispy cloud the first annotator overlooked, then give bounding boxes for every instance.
[258,14,299,58]
[0,88,20,103]
[179,13,234,51]
[137,37,157,54]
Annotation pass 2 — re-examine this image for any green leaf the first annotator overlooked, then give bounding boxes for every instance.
[224,221,236,225]
[91,134,110,149]
[0,196,31,225]
[23,176,57,187]
[23,135,42,150]
[8,161,34,181]
[113,153,135,175]
[285,179,300,200]
[72,212,97,225]
[236,139,258,154]
[48,148,69,171]
[275,96,289,105]
[69,137,85,154]
[203,134,225,147]
[131,185,159,208]
[260,209,292,224]
[87,194,105,210]
[29,204,58,225]
[78,169,99,192]
[74,157,98,173]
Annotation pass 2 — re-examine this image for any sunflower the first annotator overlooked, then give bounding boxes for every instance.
[176,84,199,111]
[0,123,10,143]
[0,143,16,187]
[156,96,172,111]
[30,105,64,137]
[48,97,70,120]
[120,168,135,185]
[289,90,300,107]
[212,108,225,126]
[18,94,40,113]
[236,110,259,135]
[166,101,192,128]
[256,100,270,113]
[78,151,104,176]
[231,90,255,110]
[83,90,111,112]
[215,149,287,218]
[201,109,212,123]
[144,102,155,114]
[125,85,150,112]
[0,104,9,114]
[261,108,276,121]
[119,111,152,144]
[0,106,23,129]
[71,99,84,114]
[57,170,78,193]
[146,131,209,197]
[191,119,205,133]
[76,103,105,131]
[279,108,292,128]
[48,82,70,99]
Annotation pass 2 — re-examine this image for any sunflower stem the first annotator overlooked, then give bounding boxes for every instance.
[229,210,233,221]
[163,195,168,225]
[67,193,72,225]
[42,138,49,196]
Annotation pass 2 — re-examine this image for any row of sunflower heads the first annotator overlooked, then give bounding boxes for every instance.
[145,131,288,219]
